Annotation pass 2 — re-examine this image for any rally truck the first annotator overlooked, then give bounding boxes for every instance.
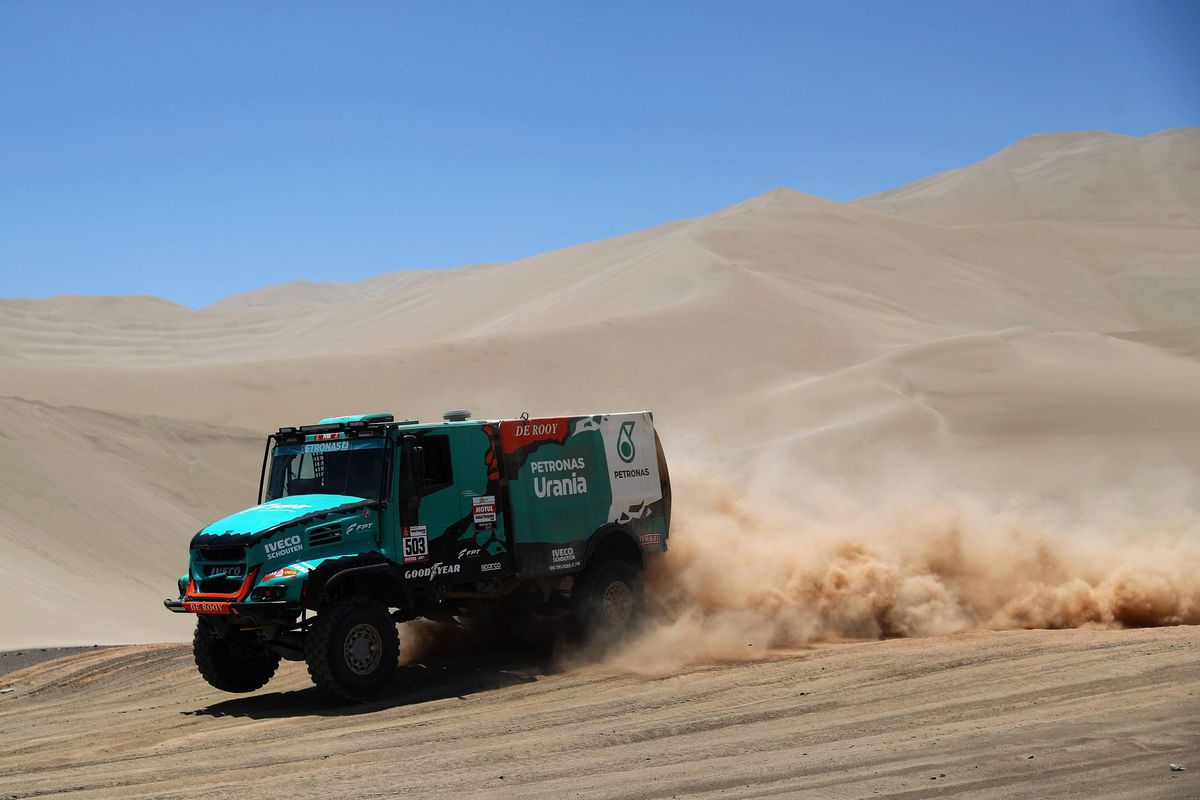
[165,410,670,701]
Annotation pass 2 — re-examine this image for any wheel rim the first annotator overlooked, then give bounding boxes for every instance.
[602,581,634,626]
[343,623,383,675]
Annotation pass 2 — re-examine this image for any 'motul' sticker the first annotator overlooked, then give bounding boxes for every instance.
[472,496,497,531]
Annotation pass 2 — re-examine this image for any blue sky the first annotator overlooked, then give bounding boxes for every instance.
[1,1,1197,307]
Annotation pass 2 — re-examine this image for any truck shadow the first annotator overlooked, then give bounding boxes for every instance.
[184,654,553,719]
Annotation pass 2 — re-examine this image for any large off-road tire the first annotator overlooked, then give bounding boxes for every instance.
[304,599,399,702]
[193,618,281,693]
[572,559,645,641]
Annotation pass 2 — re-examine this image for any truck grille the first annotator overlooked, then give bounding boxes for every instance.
[195,575,245,594]
[193,545,247,595]
[308,524,342,547]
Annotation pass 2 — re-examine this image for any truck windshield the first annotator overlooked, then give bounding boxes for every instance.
[264,439,388,502]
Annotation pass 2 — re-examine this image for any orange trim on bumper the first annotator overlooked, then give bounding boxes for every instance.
[183,569,258,613]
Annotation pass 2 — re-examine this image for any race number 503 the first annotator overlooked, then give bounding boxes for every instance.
[402,525,429,564]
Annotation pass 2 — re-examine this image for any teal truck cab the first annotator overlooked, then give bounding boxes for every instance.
[165,410,670,701]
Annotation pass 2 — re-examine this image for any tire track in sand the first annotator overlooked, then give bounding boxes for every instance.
[0,627,1196,800]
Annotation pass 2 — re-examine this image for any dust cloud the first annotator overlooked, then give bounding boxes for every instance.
[398,457,1200,674]
[609,459,1200,674]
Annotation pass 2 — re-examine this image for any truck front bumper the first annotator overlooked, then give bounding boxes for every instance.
[163,598,294,615]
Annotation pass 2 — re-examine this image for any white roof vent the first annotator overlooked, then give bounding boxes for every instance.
[443,409,472,422]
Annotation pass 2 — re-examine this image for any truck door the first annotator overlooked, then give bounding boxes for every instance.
[397,426,513,582]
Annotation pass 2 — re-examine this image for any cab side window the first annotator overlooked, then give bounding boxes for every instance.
[419,435,453,495]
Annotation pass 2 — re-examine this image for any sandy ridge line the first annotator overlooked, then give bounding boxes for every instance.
[0,648,114,680]
[0,645,179,689]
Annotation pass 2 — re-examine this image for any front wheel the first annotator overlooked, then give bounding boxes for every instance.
[305,599,399,702]
[572,560,645,641]
[193,617,281,693]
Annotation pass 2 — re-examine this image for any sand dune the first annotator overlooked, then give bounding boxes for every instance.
[0,128,1198,653]
[0,397,259,646]
[854,128,1200,225]
[4,134,1199,372]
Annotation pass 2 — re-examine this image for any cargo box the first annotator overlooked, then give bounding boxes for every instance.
[499,412,669,578]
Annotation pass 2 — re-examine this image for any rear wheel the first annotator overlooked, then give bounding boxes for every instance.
[305,599,399,702]
[193,617,280,693]
[572,560,644,641]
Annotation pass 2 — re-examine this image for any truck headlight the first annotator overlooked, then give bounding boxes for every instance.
[250,585,288,601]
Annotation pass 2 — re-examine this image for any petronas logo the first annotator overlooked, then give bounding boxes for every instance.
[617,421,636,463]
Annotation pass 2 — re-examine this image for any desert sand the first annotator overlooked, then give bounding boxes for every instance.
[0,628,1195,799]
[0,128,1198,797]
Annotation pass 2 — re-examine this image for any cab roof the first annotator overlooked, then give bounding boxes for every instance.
[318,413,396,425]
